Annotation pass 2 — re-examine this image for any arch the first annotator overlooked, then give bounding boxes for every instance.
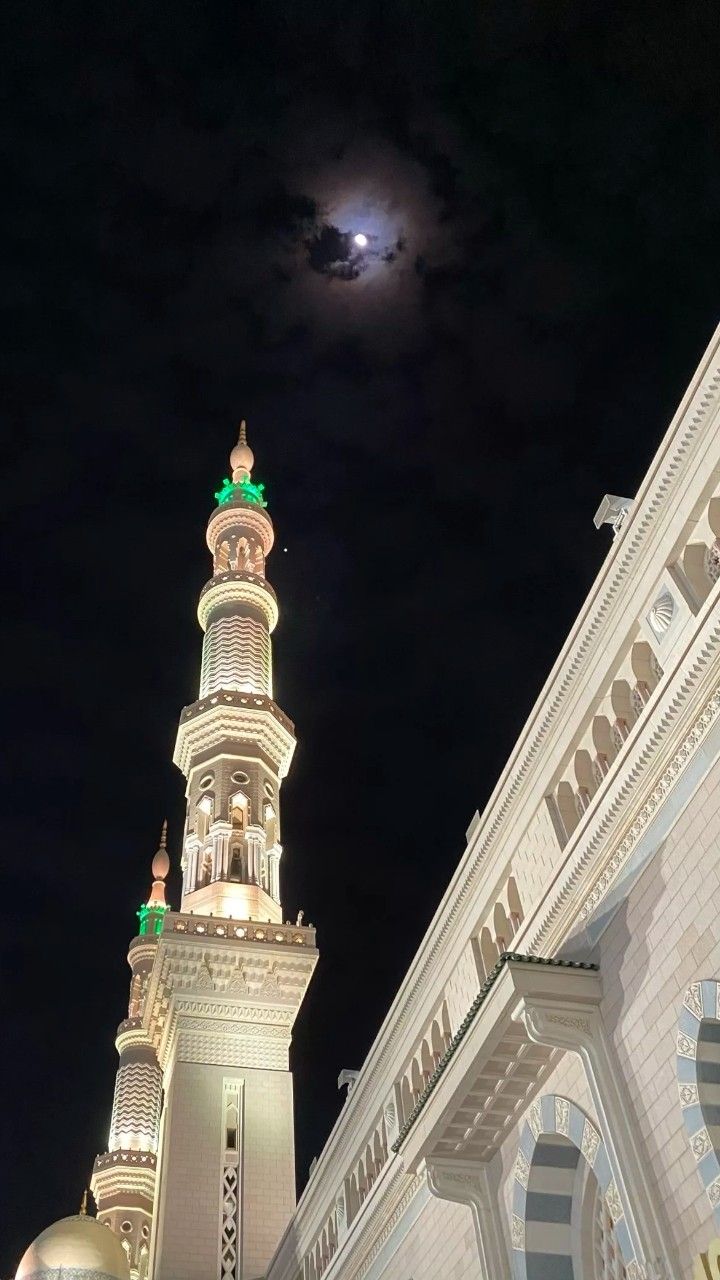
[677,979,720,1223]
[555,781,579,840]
[440,1001,452,1049]
[235,536,252,571]
[346,1172,359,1221]
[493,902,510,951]
[373,1126,385,1169]
[230,790,249,831]
[195,793,213,842]
[573,748,596,798]
[410,1056,423,1100]
[229,844,244,881]
[430,1018,444,1064]
[507,876,524,933]
[400,1074,413,1123]
[216,540,230,573]
[420,1038,434,1083]
[684,542,714,603]
[480,926,499,975]
[511,1094,638,1279]
[264,802,277,849]
[630,640,660,690]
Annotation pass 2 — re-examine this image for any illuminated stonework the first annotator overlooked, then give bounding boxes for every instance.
[88,425,317,1280]
[19,329,720,1280]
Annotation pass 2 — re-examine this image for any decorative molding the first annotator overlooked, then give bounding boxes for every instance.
[579,684,720,922]
[197,573,279,633]
[354,1172,423,1280]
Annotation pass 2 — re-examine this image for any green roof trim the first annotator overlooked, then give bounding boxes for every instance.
[137,901,170,936]
[214,476,267,508]
[390,952,599,1152]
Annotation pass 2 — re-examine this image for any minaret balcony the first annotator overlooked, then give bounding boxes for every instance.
[198,570,279,632]
[174,689,295,778]
[206,499,275,558]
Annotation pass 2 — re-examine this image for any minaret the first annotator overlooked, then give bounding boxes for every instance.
[176,421,289,921]
[93,427,317,1280]
[91,826,169,1279]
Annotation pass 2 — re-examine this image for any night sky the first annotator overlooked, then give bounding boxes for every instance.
[3,1,720,1271]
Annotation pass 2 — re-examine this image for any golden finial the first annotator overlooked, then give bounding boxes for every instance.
[230,421,254,482]
[151,819,170,887]
[79,1189,88,1216]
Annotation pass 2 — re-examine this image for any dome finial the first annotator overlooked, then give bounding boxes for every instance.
[79,1189,88,1216]
[230,420,254,483]
[150,819,170,894]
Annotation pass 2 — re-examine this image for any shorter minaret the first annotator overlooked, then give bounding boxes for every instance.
[91,829,169,1280]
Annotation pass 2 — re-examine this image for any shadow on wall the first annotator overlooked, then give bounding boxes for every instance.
[589,845,680,1266]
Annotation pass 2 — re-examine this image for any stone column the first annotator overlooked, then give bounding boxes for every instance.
[519,995,674,1280]
[425,1158,509,1279]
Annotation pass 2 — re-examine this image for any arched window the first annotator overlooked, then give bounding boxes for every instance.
[507,876,523,934]
[511,1095,637,1279]
[200,851,212,887]
[230,792,248,832]
[235,537,251,571]
[229,845,243,881]
[216,541,230,573]
[196,794,213,842]
[264,802,277,849]
[493,902,510,952]
[480,926,499,976]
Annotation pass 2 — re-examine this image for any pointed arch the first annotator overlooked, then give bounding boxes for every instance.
[511,1094,638,1279]
[677,979,720,1223]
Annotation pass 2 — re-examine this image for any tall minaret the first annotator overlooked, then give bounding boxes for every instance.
[91,825,170,1279]
[93,427,318,1280]
[177,422,289,922]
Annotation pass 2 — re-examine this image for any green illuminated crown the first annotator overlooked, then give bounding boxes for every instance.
[214,476,268,508]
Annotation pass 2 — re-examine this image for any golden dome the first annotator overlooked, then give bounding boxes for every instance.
[16,1215,130,1280]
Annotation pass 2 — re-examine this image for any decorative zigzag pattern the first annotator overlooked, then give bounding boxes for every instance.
[200,614,271,697]
[109,1062,163,1154]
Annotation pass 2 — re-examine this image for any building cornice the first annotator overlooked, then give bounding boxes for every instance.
[197,572,279,632]
[267,325,720,1271]
[173,693,296,777]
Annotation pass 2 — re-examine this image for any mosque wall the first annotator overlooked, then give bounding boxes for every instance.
[264,325,720,1280]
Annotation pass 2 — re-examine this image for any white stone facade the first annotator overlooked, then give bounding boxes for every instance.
[261,327,720,1280]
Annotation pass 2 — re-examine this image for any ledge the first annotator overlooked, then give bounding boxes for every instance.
[393,952,599,1161]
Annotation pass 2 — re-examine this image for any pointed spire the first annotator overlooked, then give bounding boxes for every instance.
[79,1189,88,1216]
[230,420,255,483]
[149,819,170,901]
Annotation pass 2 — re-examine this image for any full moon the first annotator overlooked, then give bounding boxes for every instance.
[353,232,368,248]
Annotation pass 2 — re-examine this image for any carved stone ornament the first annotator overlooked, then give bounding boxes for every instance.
[511,1214,525,1250]
[514,1148,530,1188]
[647,589,676,638]
[555,1096,570,1136]
[684,982,704,1019]
[605,1178,624,1224]
[581,1118,600,1166]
